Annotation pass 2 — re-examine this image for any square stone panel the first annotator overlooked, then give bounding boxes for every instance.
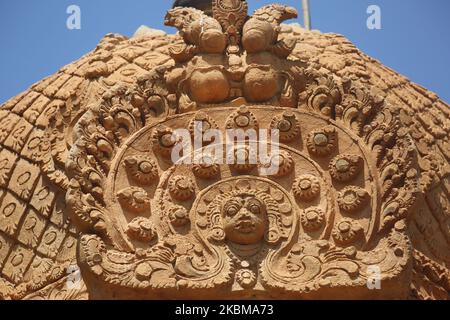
[23,254,55,286]
[3,118,34,153]
[112,64,148,85]
[2,244,35,284]
[0,192,27,237]
[43,74,71,97]
[30,176,55,218]
[22,95,50,125]
[56,234,78,263]
[0,231,13,270]
[17,209,48,249]
[11,91,40,115]
[7,158,40,202]
[37,224,66,259]
[35,100,65,128]
[55,76,84,100]
[20,129,45,162]
[50,198,77,235]
[0,112,20,144]
[134,52,172,71]
[0,148,19,188]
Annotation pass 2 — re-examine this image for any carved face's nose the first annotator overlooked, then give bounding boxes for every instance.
[238,207,251,219]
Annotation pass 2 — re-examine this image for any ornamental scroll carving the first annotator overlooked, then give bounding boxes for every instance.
[64,0,420,299]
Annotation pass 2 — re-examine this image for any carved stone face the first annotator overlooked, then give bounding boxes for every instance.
[222,194,267,245]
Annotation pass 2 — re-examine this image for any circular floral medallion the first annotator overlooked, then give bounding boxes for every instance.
[127,217,157,242]
[123,156,159,185]
[332,219,363,245]
[169,175,195,201]
[270,111,301,143]
[337,186,370,213]
[330,154,362,182]
[301,207,325,231]
[293,174,321,201]
[236,269,257,289]
[307,126,337,157]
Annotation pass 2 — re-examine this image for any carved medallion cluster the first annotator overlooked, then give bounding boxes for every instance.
[65,0,419,298]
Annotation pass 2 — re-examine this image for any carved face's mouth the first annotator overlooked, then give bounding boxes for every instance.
[235,220,255,233]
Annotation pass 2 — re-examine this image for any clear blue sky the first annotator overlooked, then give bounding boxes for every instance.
[1,0,449,104]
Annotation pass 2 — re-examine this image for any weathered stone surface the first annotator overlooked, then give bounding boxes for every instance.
[132,26,167,39]
[0,0,449,300]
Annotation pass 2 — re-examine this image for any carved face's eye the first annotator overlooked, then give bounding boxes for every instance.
[249,204,260,215]
[224,200,241,217]
[226,206,239,216]
[250,205,261,214]
[247,199,262,215]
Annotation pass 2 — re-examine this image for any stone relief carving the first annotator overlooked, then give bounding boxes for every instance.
[58,0,421,299]
[0,0,448,300]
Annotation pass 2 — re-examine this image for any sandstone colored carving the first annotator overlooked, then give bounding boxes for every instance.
[0,0,449,300]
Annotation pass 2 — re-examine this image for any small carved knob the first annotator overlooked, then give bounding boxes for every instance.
[124,156,159,185]
[264,150,294,177]
[307,126,337,157]
[293,174,321,201]
[270,111,301,143]
[152,125,178,158]
[227,145,257,173]
[301,207,325,231]
[236,269,257,289]
[135,262,154,281]
[226,106,259,131]
[127,217,157,242]
[332,219,363,245]
[117,187,151,214]
[169,205,190,227]
[330,154,362,182]
[188,112,218,144]
[193,155,220,179]
[169,175,195,201]
[337,186,370,213]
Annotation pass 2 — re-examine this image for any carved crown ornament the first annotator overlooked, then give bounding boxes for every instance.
[61,0,424,299]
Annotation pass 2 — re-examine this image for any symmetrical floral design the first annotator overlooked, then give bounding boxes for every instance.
[169,175,196,201]
[329,154,362,182]
[59,0,421,299]
[332,219,364,245]
[236,269,257,289]
[270,111,301,143]
[293,174,321,202]
[306,126,338,157]
[301,207,325,231]
[124,156,159,185]
[337,186,370,213]
[117,187,151,213]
